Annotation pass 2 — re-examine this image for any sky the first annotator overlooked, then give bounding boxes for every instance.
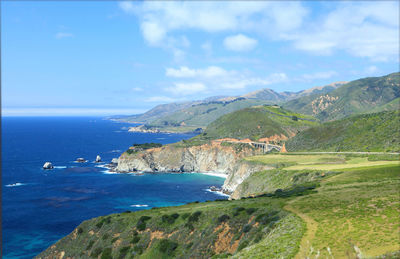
[2,1,399,116]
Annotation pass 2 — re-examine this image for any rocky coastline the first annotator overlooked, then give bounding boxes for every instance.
[115,142,270,196]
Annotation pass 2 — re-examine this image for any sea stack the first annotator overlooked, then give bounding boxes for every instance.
[43,162,54,169]
[95,155,102,162]
[76,158,86,163]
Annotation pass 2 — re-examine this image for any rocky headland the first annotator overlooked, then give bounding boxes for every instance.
[116,142,271,195]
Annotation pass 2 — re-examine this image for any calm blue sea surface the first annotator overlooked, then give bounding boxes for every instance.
[2,117,226,259]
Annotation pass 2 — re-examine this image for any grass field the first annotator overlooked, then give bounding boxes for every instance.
[245,154,399,171]
[239,153,400,258]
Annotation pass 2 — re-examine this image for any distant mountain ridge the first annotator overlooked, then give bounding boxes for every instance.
[115,81,347,128]
[283,72,400,121]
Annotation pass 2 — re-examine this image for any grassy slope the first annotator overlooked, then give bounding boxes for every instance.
[36,197,304,259]
[236,153,400,258]
[283,72,400,121]
[286,111,400,152]
[185,105,317,144]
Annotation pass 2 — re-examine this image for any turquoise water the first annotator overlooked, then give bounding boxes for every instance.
[2,117,226,258]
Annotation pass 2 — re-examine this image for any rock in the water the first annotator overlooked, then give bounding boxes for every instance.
[95,155,102,162]
[111,158,119,164]
[43,162,54,169]
[76,158,86,163]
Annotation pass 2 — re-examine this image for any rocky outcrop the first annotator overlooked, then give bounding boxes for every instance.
[117,143,269,194]
[43,162,53,169]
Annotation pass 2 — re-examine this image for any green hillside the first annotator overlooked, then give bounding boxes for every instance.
[147,98,274,130]
[191,105,317,142]
[283,72,400,121]
[286,111,400,152]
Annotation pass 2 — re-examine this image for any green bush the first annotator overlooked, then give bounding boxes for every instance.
[233,207,245,216]
[188,211,202,223]
[77,227,83,234]
[86,240,95,250]
[111,237,118,243]
[243,224,252,233]
[119,246,130,258]
[131,236,140,244]
[91,247,102,258]
[238,241,249,251]
[133,245,143,255]
[182,213,190,220]
[100,248,112,259]
[161,213,179,224]
[158,239,178,255]
[136,216,151,231]
[102,233,109,240]
[217,214,230,223]
[246,208,257,215]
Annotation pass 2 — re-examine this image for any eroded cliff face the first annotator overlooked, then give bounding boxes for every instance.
[116,143,268,194]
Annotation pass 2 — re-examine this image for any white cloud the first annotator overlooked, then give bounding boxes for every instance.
[223,34,258,52]
[119,1,398,61]
[166,82,206,95]
[288,2,399,61]
[55,32,74,39]
[140,21,166,46]
[166,66,229,78]
[120,2,306,46]
[164,65,288,95]
[302,71,337,80]
[221,73,288,89]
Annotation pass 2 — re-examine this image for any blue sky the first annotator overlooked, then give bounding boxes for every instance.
[2,1,399,116]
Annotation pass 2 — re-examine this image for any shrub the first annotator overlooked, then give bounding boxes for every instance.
[136,222,146,231]
[243,224,251,233]
[77,227,83,234]
[102,234,109,240]
[217,214,230,223]
[255,212,280,225]
[100,248,112,259]
[132,230,138,236]
[131,236,140,244]
[86,240,95,250]
[119,246,130,258]
[245,208,257,215]
[136,216,151,231]
[254,232,264,243]
[292,115,298,121]
[238,241,249,251]
[161,213,179,224]
[233,207,245,216]
[188,211,202,223]
[171,213,180,219]
[133,245,143,255]
[182,213,190,220]
[111,237,118,243]
[91,247,102,258]
[185,223,195,231]
[96,221,104,228]
[158,239,178,255]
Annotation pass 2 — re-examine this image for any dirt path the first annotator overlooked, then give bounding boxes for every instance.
[284,197,318,259]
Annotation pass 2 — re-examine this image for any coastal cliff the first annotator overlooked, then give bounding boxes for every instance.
[117,142,269,194]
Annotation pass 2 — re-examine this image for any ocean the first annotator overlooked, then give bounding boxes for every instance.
[1,117,227,258]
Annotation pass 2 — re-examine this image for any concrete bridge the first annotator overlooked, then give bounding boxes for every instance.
[216,139,282,153]
[250,142,282,153]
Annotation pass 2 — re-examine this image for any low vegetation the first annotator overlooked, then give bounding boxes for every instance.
[286,111,400,152]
